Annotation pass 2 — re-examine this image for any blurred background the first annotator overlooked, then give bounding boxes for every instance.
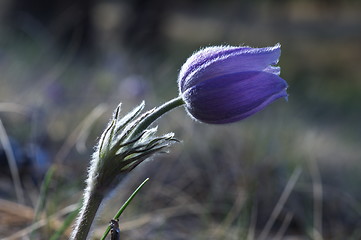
[0,0,360,239]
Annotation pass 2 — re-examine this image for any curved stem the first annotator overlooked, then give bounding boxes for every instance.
[129,96,185,139]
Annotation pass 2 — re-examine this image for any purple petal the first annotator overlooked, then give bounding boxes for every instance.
[179,44,281,93]
[178,46,252,93]
[179,46,250,87]
[182,71,288,124]
[264,66,281,75]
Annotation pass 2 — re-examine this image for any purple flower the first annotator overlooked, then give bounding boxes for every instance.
[178,44,288,124]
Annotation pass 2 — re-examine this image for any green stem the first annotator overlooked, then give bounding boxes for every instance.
[70,189,104,240]
[129,96,185,139]
[100,178,150,240]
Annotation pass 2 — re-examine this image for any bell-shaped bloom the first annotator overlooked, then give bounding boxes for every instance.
[178,44,288,124]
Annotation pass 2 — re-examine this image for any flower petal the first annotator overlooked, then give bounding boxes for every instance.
[178,46,250,89]
[182,71,288,124]
[179,44,281,93]
[264,65,281,75]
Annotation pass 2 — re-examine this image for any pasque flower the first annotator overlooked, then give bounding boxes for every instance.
[178,44,288,124]
[71,43,289,240]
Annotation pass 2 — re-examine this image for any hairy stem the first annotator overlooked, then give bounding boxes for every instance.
[70,188,104,240]
[129,96,184,139]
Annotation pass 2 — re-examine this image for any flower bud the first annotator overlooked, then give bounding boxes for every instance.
[178,44,288,124]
